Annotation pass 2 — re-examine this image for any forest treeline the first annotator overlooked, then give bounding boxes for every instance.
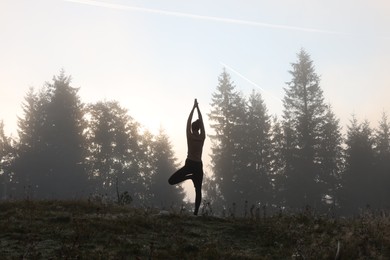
[0,72,185,208]
[0,49,389,216]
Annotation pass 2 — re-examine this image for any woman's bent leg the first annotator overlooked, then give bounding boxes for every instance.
[168,164,191,185]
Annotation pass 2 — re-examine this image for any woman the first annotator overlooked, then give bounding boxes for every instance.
[168,99,205,215]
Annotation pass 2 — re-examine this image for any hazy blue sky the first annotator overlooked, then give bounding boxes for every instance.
[1,0,389,200]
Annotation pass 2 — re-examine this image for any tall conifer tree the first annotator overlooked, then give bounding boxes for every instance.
[242,90,272,205]
[14,87,48,197]
[15,72,87,199]
[43,71,87,198]
[341,117,375,214]
[319,104,343,205]
[0,121,14,199]
[374,112,390,207]
[151,128,185,208]
[270,116,286,205]
[208,69,245,205]
[282,49,327,208]
[85,101,143,200]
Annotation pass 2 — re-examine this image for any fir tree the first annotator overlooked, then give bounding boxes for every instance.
[318,104,343,205]
[208,68,244,206]
[341,117,375,214]
[242,90,272,205]
[14,72,87,199]
[44,72,87,198]
[136,129,156,205]
[270,116,286,206]
[14,87,48,197]
[282,49,327,208]
[0,121,14,199]
[151,128,185,208]
[85,101,143,201]
[374,112,390,207]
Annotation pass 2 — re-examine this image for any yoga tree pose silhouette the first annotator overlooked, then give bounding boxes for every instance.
[168,99,206,215]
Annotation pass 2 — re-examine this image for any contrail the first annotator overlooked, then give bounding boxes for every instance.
[220,62,282,104]
[63,0,351,36]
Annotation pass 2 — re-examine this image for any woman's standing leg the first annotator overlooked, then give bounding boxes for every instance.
[192,163,204,215]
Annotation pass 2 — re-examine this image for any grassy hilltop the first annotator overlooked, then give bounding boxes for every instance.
[0,201,390,259]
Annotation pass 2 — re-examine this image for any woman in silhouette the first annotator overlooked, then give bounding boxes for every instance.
[168,99,205,215]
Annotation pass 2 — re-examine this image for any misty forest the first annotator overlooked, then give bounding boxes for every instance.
[1,49,389,217]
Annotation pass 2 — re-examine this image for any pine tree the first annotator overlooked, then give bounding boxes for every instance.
[13,88,48,196]
[85,101,143,201]
[202,173,220,210]
[136,129,156,205]
[318,104,343,206]
[374,112,390,207]
[208,68,245,206]
[341,117,375,214]
[0,121,14,199]
[151,128,184,208]
[242,90,272,205]
[14,87,50,198]
[17,87,41,150]
[43,72,87,198]
[14,72,87,199]
[282,49,327,209]
[270,116,286,206]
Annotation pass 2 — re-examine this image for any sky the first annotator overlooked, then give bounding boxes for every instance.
[1,0,389,200]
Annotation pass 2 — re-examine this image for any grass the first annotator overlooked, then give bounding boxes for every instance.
[0,200,390,259]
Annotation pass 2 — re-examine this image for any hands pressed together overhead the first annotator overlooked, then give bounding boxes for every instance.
[194,98,199,108]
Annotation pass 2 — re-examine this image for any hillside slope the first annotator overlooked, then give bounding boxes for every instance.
[0,201,389,259]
